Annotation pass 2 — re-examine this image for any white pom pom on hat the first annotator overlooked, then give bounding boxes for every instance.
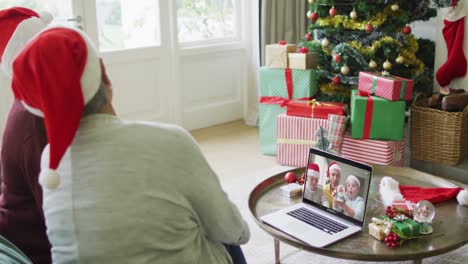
[12,26,102,190]
[457,189,468,206]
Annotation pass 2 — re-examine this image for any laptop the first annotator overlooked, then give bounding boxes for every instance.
[261,148,373,247]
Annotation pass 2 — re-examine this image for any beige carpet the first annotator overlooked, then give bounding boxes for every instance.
[191,121,467,264]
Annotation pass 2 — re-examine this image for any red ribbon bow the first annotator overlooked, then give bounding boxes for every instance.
[358,91,374,139]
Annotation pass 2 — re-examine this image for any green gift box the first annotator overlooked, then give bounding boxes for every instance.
[393,219,420,237]
[259,67,318,155]
[350,90,405,141]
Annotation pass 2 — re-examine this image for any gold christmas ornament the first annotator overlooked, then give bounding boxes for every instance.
[350,9,358,20]
[383,60,392,70]
[341,64,350,75]
[307,10,312,18]
[396,55,405,64]
[391,3,399,11]
[321,38,330,47]
[369,60,377,69]
[308,0,316,4]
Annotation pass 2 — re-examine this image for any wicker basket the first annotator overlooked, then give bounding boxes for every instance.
[410,93,468,165]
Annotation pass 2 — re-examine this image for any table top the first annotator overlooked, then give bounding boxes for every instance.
[248,165,468,261]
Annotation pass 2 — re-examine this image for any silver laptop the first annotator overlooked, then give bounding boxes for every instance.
[261,148,373,247]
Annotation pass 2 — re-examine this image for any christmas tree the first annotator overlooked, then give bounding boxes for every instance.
[299,0,437,102]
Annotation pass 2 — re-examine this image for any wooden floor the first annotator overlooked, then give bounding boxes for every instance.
[191,120,277,181]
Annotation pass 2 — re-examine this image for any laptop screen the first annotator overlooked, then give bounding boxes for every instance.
[302,148,372,227]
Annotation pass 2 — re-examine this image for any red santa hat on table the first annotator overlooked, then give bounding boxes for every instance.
[307,164,320,178]
[327,162,342,177]
[379,177,468,207]
[0,7,52,77]
[12,26,102,190]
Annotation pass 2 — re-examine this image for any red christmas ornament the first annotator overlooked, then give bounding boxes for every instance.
[333,53,342,63]
[284,172,297,183]
[298,47,309,54]
[365,23,374,33]
[402,25,412,35]
[329,6,337,17]
[332,75,341,85]
[310,11,319,22]
[278,40,286,45]
[305,33,312,41]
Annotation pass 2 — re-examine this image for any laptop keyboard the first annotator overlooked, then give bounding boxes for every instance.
[287,207,349,235]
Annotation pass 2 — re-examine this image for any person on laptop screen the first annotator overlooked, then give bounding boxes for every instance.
[333,175,365,221]
[324,162,342,206]
[303,164,329,207]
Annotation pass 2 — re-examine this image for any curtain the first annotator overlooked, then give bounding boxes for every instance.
[244,0,307,126]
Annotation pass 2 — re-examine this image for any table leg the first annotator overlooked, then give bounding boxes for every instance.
[274,239,280,264]
[413,259,422,264]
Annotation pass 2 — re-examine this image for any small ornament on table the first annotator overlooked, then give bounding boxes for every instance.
[402,25,412,35]
[329,6,337,17]
[350,9,358,20]
[414,200,435,235]
[369,59,377,69]
[391,3,400,11]
[383,59,392,70]
[341,64,350,75]
[321,38,330,48]
[284,171,297,184]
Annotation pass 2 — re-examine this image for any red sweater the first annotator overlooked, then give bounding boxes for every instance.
[0,99,51,264]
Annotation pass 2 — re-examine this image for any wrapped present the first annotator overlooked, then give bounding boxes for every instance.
[358,71,414,101]
[280,183,303,198]
[393,218,420,237]
[288,52,319,70]
[341,133,406,166]
[350,90,406,140]
[368,223,387,241]
[327,114,347,154]
[392,200,416,211]
[265,43,297,68]
[276,114,328,166]
[259,68,318,155]
[286,99,347,119]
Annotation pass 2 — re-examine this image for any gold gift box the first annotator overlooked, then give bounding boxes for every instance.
[288,52,319,70]
[368,223,386,241]
[265,44,296,69]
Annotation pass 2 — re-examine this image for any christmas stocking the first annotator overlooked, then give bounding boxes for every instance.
[436,1,468,87]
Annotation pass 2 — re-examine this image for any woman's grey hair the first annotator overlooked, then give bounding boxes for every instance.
[82,80,108,116]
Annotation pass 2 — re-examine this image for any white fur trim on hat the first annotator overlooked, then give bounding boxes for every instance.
[379,176,404,207]
[21,101,44,117]
[457,189,468,206]
[444,0,465,22]
[346,175,361,188]
[1,15,51,78]
[39,168,61,190]
[307,169,320,178]
[329,163,341,174]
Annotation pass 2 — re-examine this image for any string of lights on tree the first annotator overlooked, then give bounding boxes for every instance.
[299,0,437,101]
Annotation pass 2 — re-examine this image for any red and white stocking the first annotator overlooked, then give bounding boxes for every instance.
[436,0,468,87]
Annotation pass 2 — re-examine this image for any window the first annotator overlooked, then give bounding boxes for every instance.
[0,0,72,19]
[96,0,160,52]
[177,0,237,43]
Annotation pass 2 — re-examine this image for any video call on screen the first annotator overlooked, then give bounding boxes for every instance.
[303,154,371,222]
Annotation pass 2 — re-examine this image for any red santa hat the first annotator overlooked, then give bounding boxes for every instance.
[11,26,102,190]
[327,162,342,177]
[0,7,52,77]
[379,176,468,207]
[307,163,320,178]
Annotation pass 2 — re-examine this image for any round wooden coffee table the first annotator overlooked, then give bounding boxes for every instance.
[248,165,468,264]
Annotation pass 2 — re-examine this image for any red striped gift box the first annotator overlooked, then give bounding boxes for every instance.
[341,134,406,166]
[276,114,328,167]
